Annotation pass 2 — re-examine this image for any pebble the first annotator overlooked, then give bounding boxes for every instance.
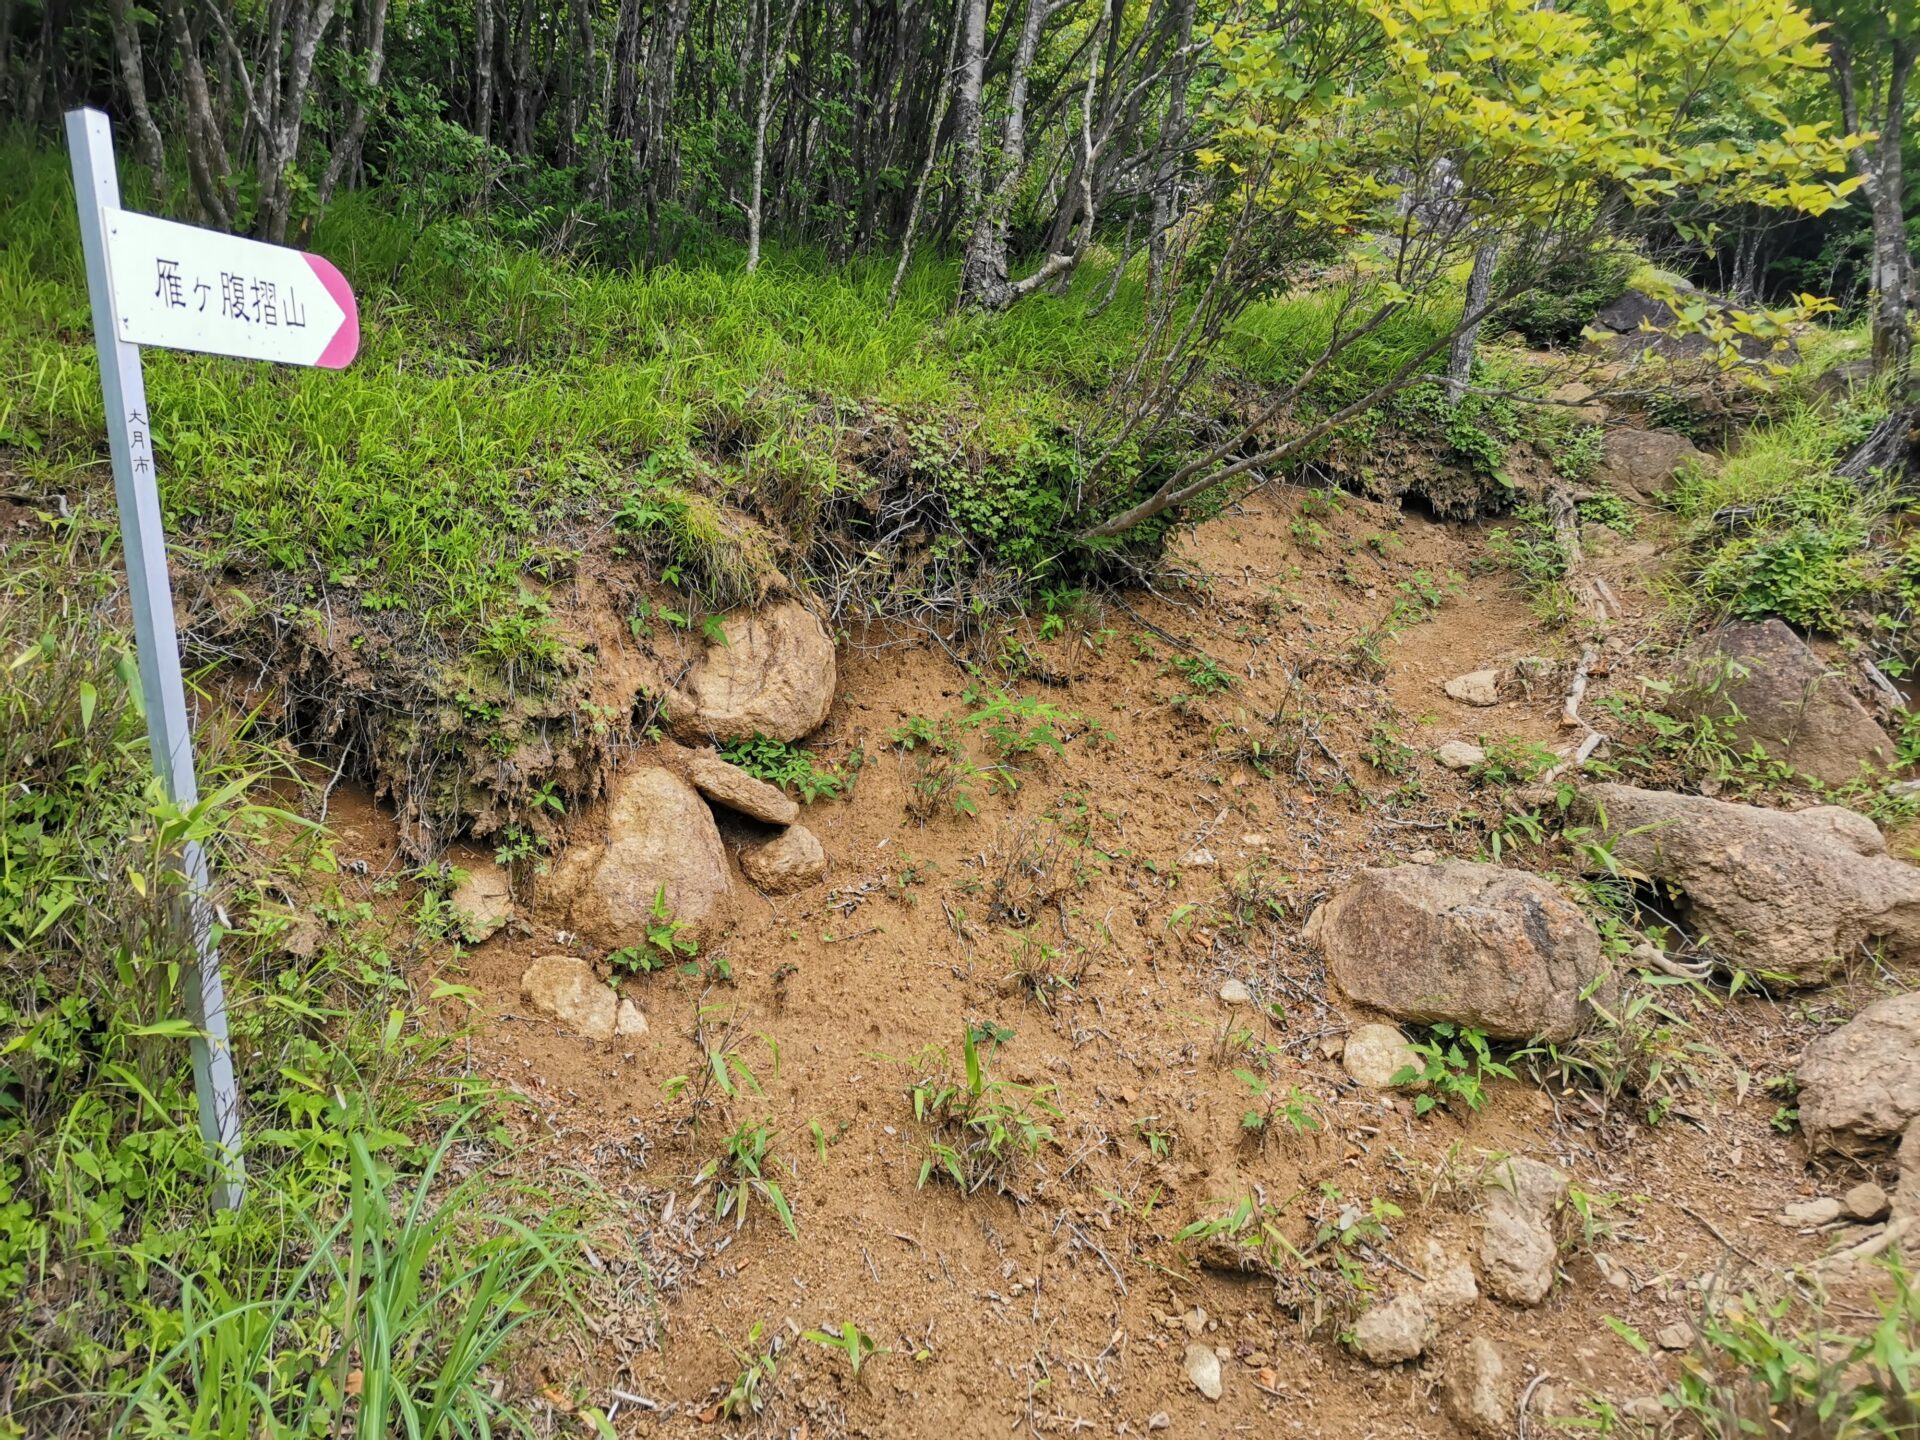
[1434,739,1486,771]
[1180,847,1217,868]
[1655,1322,1691,1351]
[1218,980,1253,1006]
[1185,1341,1223,1401]
[1782,1197,1842,1226]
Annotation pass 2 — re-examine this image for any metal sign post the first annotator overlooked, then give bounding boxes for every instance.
[63,107,360,1210]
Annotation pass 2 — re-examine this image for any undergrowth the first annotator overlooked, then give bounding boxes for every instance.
[0,521,606,1436]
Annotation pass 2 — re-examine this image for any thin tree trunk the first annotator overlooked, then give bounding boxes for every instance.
[106,0,168,202]
[746,0,804,271]
[315,0,391,216]
[888,0,965,312]
[1445,240,1498,406]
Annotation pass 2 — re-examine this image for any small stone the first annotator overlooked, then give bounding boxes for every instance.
[1782,1197,1842,1226]
[1444,1337,1513,1437]
[1435,740,1486,771]
[1181,847,1217,868]
[1342,1023,1422,1089]
[521,956,618,1040]
[1655,1322,1691,1351]
[1146,1413,1171,1432]
[1844,1181,1891,1223]
[1349,1292,1432,1366]
[1218,980,1253,1006]
[1184,1342,1223,1400]
[1479,1158,1567,1307]
[739,823,827,894]
[688,750,800,826]
[1420,1239,1479,1312]
[1184,1306,1208,1337]
[449,863,513,943]
[614,998,649,1038]
[1444,669,1503,707]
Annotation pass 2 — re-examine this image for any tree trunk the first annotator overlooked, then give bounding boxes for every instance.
[746,0,803,271]
[1831,33,1916,381]
[888,0,965,312]
[315,0,391,217]
[1445,241,1498,406]
[105,0,168,202]
[958,0,1051,309]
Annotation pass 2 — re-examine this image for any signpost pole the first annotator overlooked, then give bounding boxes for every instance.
[65,107,245,1210]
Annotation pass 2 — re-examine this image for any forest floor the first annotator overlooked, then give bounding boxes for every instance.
[298,474,1912,1438]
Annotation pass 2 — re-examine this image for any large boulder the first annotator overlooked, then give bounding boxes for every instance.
[1570,783,1920,986]
[1312,862,1613,1042]
[1666,619,1894,786]
[1589,287,1792,363]
[1798,994,1920,1155]
[666,600,836,744]
[549,766,733,949]
[1593,427,1712,503]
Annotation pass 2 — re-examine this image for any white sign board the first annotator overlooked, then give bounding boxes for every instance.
[102,207,359,369]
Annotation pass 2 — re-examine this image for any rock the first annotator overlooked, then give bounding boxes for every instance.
[448,863,512,942]
[739,823,827,894]
[1420,1239,1479,1312]
[1666,619,1893,785]
[550,767,733,948]
[1342,1023,1422,1088]
[1479,1157,1566,1306]
[1782,1197,1842,1226]
[1444,670,1503,707]
[1435,740,1486,771]
[667,600,836,744]
[1897,1120,1920,1221]
[1570,784,1920,987]
[1181,846,1217,868]
[615,998,649,1039]
[1589,286,1789,362]
[688,750,800,825]
[1316,862,1613,1042]
[1593,427,1713,503]
[1218,979,1253,1006]
[1184,1342,1223,1400]
[1443,1337,1514,1438]
[1843,1182,1890,1223]
[1349,1293,1432,1365]
[1798,994,1920,1153]
[1655,1323,1692,1352]
[521,956,619,1040]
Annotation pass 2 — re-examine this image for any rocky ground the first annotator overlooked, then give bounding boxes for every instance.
[308,413,1918,1438]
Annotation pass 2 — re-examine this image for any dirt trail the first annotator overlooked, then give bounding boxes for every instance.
[324,485,1898,1437]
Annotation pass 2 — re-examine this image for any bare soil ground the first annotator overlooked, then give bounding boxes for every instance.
[315,484,1911,1438]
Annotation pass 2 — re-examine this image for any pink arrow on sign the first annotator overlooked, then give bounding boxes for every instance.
[305,254,360,370]
[103,207,360,370]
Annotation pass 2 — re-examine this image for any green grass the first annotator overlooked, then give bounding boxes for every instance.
[1669,390,1913,664]
[0,134,1487,840]
[0,515,605,1436]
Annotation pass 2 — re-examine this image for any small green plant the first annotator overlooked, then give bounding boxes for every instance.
[906,1029,1060,1195]
[698,1117,798,1238]
[718,734,845,802]
[1660,1266,1920,1440]
[1235,1069,1324,1146]
[717,1320,779,1419]
[801,1320,884,1382]
[1169,655,1235,696]
[1391,1023,1514,1115]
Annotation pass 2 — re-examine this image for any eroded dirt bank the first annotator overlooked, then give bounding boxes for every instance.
[299,476,1916,1439]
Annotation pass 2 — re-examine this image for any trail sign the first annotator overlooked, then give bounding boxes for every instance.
[103,208,359,369]
[64,107,361,1211]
